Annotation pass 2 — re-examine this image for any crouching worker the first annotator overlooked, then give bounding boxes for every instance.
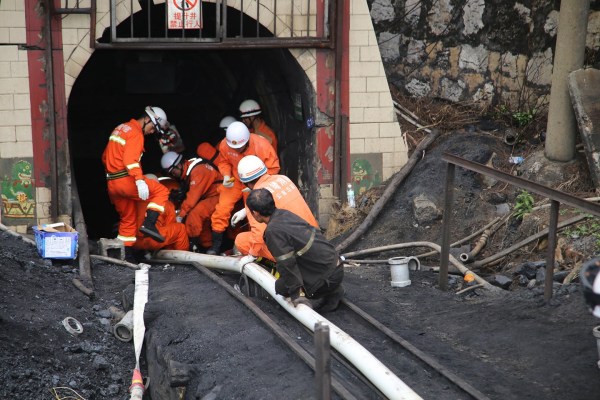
[246,188,345,312]
[132,175,189,257]
[161,151,222,252]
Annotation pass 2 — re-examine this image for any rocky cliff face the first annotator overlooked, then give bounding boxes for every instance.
[369,0,600,109]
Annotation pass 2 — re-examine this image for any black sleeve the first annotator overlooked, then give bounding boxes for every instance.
[265,227,303,296]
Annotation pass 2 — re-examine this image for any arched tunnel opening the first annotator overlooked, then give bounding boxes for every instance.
[68,3,319,240]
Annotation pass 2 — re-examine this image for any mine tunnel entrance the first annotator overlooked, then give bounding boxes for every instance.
[68,4,318,240]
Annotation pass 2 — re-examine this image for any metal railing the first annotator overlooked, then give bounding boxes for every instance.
[440,153,600,301]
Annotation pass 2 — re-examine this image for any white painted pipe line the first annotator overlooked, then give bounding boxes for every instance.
[130,264,150,400]
[155,250,423,400]
[133,264,150,368]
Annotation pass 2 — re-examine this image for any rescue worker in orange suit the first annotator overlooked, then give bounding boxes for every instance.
[231,155,319,261]
[102,106,170,257]
[208,121,280,255]
[161,151,222,251]
[133,174,189,253]
[239,99,278,153]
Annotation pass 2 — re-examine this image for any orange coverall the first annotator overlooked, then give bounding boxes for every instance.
[251,119,278,153]
[196,142,225,169]
[102,119,169,247]
[235,173,318,261]
[211,134,280,233]
[134,199,188,251]
[179,158,222,247]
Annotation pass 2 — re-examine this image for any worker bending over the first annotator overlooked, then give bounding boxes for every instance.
[232,155,318,261]
[161,151,222,252]
[132,174,189,258]
[246,189,345,312]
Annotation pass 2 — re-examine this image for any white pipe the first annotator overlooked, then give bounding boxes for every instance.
[155,250,423,400]
[130,264,150,400]
[114,310,134,342]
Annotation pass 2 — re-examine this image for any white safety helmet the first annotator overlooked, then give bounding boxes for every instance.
[225,121,250,149]
[161,151,183,172]
[145,106,169,132]
[144,173,158,181]
[238,155,267,183]
[239,99,262,118]
[219,116,237,130]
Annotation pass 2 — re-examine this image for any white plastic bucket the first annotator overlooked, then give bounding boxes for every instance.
[388,257,420,287]
[593,326,600,369]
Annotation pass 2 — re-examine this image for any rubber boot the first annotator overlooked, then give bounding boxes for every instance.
[139,210,165,243]
[206,231,223,255]
[317,285,346,313]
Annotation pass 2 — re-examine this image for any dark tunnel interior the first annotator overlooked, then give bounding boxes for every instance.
[68,3,318,240]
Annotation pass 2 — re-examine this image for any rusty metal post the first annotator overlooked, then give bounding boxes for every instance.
[332,0,344,197]
[544,200,560,301]
[314,321,331,400]
[439,163,455,291]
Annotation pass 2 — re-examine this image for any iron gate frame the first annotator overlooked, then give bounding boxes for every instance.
[53,0,336,50]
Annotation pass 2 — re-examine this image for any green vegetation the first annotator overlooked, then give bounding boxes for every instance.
[513,190,535,220]
[563,218,600,247]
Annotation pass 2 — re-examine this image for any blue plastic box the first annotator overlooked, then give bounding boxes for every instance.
[32,222,79,259]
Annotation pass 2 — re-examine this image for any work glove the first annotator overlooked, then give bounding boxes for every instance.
[136,179,149,200]
[223,175,234,188]
[176,215,183,223]
[289,289,313,309]
[237,255,256,267]
[159,131,178,148]
[291,297,313,309]
[231,208,247,227]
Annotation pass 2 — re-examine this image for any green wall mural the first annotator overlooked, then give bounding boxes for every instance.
[1,159,35,220]
[350,154,382,196]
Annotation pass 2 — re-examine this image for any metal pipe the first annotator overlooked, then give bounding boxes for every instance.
[544,200,560,302]
[332,0,343,197]
[459,231,490,263]
[439,163,455,290]
[154,250,423,400]
[315,321,332,400]
[341,241,500,291]
[44,0,58,220]
[470,214,588,269]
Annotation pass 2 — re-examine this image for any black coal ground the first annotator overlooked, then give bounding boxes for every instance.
[1,229,599,400]
[2,130,600,399]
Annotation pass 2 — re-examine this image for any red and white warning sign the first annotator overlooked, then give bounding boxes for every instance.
[167,0,202,30]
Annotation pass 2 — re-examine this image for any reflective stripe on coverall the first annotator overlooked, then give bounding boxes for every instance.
[133,199,188,251]
[235,173,318,261]
[211,134,280,233]
[102,119,168,246]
